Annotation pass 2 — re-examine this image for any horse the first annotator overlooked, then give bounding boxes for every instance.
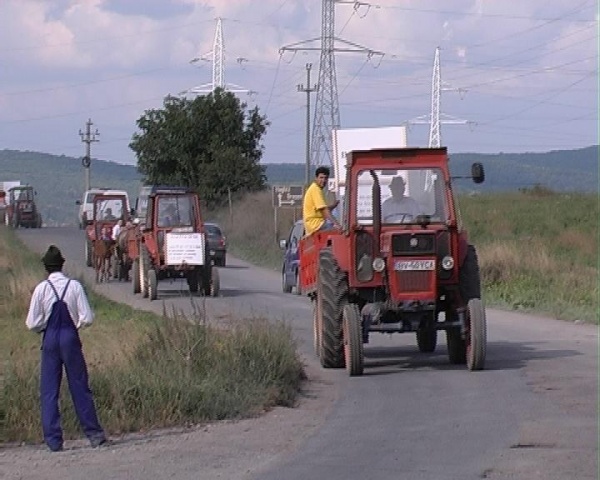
[114,225,137,281]
[94,238,115,283]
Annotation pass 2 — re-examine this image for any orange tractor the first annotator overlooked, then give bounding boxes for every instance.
[128,186,219,300]
[299,147,486,376]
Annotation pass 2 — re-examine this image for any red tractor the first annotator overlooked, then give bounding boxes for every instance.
[129,186,219,300]
[299,147,486,376]
[6,185,42,228]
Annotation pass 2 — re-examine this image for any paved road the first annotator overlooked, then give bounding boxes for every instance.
[5,227,597,480]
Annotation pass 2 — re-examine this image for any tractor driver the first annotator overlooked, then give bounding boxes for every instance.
[103,208,116,221]
[381,176,421,223]
[302,166,341,235]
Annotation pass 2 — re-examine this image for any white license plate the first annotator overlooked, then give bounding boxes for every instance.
[394,259,435,271]
[210,250,216,255]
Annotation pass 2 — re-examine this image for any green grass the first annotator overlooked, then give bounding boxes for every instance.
[211,188,599,323]
[0,227,305,444]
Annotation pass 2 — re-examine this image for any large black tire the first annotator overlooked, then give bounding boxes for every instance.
[466,298,486,370]
[148,269,158,301]
[318,249,347,369]
[343,304,364,376]
[417,328,438,353]
[132,259,140,294]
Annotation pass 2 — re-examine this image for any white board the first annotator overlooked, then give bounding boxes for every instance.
[165,232,205,266]
[331,125,408,191]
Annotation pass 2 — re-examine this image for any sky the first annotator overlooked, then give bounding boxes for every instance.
[0,0,597,167]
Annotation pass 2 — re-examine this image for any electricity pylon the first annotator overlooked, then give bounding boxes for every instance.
[280,1,383,169]
[181,17,250,96]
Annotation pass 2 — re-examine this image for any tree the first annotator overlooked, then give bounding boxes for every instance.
[129,88,269,208]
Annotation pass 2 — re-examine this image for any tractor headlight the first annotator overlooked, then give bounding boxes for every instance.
[441,255,454,270]
[372,257,385,272]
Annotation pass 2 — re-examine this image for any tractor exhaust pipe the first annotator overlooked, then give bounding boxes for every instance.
[370,170,381,255]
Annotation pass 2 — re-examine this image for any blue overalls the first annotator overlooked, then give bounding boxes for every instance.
[41,280,104,450]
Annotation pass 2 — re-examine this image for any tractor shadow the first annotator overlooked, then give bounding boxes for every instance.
[361,340,582,377]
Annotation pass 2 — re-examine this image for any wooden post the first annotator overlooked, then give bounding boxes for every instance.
[274,206,278,242]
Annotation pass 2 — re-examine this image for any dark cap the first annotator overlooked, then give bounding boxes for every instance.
[41,245,65,267]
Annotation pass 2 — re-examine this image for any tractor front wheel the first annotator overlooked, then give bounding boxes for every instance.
[343,304,363,376]
[466,298,486,370]
[148,269,158,301]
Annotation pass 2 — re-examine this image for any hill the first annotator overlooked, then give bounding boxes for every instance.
[0,146,597,225]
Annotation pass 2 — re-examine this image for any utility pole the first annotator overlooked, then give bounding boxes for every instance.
[79,118,99,192]
[297,63,317,185]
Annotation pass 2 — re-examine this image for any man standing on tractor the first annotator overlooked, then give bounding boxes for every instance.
[302,166,341,235]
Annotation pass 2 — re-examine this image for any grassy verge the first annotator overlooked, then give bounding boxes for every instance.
[211,189,598,323]
[0,227,305,445]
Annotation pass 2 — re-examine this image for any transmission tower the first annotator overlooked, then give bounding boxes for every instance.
[181,17,250,96]
[280,1,383,169]
[408,46,470,147]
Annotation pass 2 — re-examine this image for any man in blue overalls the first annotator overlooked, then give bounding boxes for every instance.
[26,245,106,452]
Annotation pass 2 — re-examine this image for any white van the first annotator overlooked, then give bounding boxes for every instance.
[76,188,130,228]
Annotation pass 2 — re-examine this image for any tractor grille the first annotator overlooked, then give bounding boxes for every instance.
[392,233,435,256]
[395,270,431,292]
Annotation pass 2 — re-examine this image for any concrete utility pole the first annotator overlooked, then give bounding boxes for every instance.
[297,63,317,185]
[79,118,99,191]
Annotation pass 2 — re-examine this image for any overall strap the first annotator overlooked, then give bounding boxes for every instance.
[46,280,60,302]
[59,280,71,301]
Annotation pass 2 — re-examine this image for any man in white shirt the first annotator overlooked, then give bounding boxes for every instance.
[381,176,421,223]
[26,245,106,452]
[112,219,123,241]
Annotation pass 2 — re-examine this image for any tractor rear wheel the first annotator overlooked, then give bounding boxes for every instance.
[294,271,302,295]
[343,304,363,376]
[466,298,486,370]
[318,249,347,368]
[417,328,437,353]
[132,259,140,293]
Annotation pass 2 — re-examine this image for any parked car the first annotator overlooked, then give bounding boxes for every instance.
[279,220,304,294]
[205,222,227,267]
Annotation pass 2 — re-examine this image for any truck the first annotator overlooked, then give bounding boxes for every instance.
[299,147,486,376]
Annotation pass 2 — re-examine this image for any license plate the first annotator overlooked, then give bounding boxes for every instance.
[394,259,435,271]
[210,250,215,255]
